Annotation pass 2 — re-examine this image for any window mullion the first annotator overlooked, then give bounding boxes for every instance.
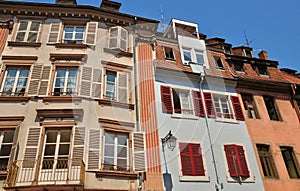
[0,70,8,93]
[63,70,69,95]
[0,132,4,151]
[114,135,117,168]
[23,21,31,42]
[12,69,21,95]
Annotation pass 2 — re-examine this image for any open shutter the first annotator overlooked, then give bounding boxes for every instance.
[191,144,205,176]
[192,90,205,117]
[72,126,86,165]
[91,68,102,98]
[38,66,51,96]
[161,85,173,113]
[224,145,240,177]
[87,129,101,170]
[179,143,192,176]
[23,127,42,168]
[27,64,42,96]
[231,96,245,121]
[80,66,92,97]
[119,27,128,51]
[117,72,128,103]
[84,22,98,45]
[237,146,250,177]
[48,22,62,43]
[203,92,216,117]
[133,132,146,172]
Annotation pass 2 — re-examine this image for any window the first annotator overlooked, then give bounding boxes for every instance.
[103,131,128,171]
[109,26,128,52]
[280,146,300,178]
[224,46,232,54]
[179,143,205,176]
[295,99,300,118]
[195,50,205,65]
[244,49,252,58]
[63,26,84,44]
[164,47,175,60]
[256,144,277,178]
[213,95,233,119]
[263,96,280,121]
[15,20,41,42]
[53,68,78,96]
[256,65,269,77]
[241,94,259,119]
[233,62,245,73]
[224,144,250,177]
[213,56,224,69]
[105,71,117,101]
[0,130,15,171]
[0,66,30,96]
[104,70,128,103]
[172,89,193,115]
[42,129,71,170]
[182,48,192,62]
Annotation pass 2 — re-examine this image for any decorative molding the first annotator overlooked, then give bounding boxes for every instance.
[55,43,88,49]
[98,99,134,110]
[7,41,41,47]
[101,61,133,70]
[103,48,133,58]
[1,55,38,61]
[43,96,82,103]
[0,96,30,101]
[0,116,24,128]
[96,170,138,179]
[99,118,135,128]
[36,108,83,122]
[50,53,86,61]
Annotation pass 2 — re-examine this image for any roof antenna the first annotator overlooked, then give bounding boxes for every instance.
[160,4,166,32]
[244,30,252,47]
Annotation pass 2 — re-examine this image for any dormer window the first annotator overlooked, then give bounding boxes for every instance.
[214,56,224,69]
[195,50,205,65]
[224,46,232,54]
[256,65,269,77]
[233,62,245,73]
[109,26,128,52]
[164,47,175,60]
[244,49,252,58]
[182,48,192,63]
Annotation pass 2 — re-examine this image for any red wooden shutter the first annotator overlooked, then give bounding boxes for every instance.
[203,92,216,117]
[161,85,173,113]
[192,90,205,117]
[237,145,250,177]
[231,96,245,121]
[179,143,193,175]
[224,145,240,177]
[180,143,205,176]
[191,143,205,176]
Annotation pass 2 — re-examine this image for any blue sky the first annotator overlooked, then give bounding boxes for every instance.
[16,0,300,71]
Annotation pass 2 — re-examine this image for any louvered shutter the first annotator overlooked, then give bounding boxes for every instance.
[203,92,216,117]
[179,143,193,175]
[120,27,128,52]
[23,127,42,168]
[72,126,86,166]
[224,145,240,177]
[87,129,101,170]
[161,85,173,113]
[192,90,205,117]
[84,22,98,45]
[38,66,51,95]
[91,68,102,98]
[117,72,128,103]
[231,96,245,121]
[80,66,92,97]
[28,64,42,96]
[237,146,250,177]
[133,132,146,172]
[191,144,205,176]
[48,22,62,43]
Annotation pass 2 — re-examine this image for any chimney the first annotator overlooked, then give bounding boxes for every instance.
[100,0,121,12]
[56,0,77,4]
[258,50,269,60]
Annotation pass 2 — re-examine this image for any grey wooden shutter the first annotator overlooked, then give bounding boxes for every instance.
[117,72,128,103]
[80,66,92,97]
[72,126,86,165]
[87,129,101,170]
[84,22,98,45]
[38,66,51,96]
[28,64,42,96]
[133,132,147,172]
[91,68,102,98]
[48,22,62,43]
[23,127,42,168]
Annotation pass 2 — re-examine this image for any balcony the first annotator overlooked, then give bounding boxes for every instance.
[4,158,85,190]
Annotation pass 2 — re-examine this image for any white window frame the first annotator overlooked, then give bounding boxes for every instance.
[182,47,205,65]
[172,88,194,116]
[108,26,128,52]
[0,130,14,170]
[15,20,41,42]
[182,47,192,63]
[62,26,85,44]
[105,71,117,101]
[213,94,234,120]
[53,68,78,96]
[0,66,30,96]
[195,50,205,65]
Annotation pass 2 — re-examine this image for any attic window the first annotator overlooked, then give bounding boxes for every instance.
[213,56,224,69]
[233,62,245,73]
[224,46,232,54]
[256,65,269,77]
[164,47,175,60]
[244,49,252,58]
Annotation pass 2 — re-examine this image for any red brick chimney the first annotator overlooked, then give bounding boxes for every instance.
[100,0,121,12]
[258,50,269,60]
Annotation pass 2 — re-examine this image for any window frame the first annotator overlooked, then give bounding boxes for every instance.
[280,146,300,179]
[213,56,224,70]
[172,88,194,115]
[256,65,269,77]
[241,94,259,119]
[256,144,278,178]
[105,70,117,101]
[232,62,245,73]
[244,49,253,58]
[108,26,129,52]
[15,20,42,43]
[263,96,281,121]
[0,130,15,171]
[62,25,85,44]
[213,94,234,120]
[52,67,79,96]
[163,46,175,60]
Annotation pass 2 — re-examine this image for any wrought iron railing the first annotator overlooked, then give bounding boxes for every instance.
[5,158,85,187]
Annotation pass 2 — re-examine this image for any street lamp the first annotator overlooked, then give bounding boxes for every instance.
[161,130,177,151]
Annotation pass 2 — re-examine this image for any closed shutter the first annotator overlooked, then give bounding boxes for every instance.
[38,66,51,95]
[230,96,245,121]
[224,144,249,177]
[237,146,250,177]
[160,85,173,113]
[87,129,101,170]
[180,143,205,176]
[192,90,205,117]
[72,126,86,166]
[117,72,128,103]
[91,68,102,98]
[203,92,216,117]
[48,22,62,43]
[133,132,146,172]
[80,66,92,97]
[84,22,98,45]
[179,143,192,175]
[23,127,42,168]
[191,144,205,176]
[28,64,42,96]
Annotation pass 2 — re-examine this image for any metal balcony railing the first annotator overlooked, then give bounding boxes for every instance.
[5,158,85,187]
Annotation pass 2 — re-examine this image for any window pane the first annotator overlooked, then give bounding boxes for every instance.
[65,27,74,32]
[56,70,66,77]
[105,132,114,144]
[0,158,9,170]
[64,33,73,39]
[15,32,26,42]
[110,28,118,38]
[68,70,78,78]
[46,131,57,143]
[104,145,114,157]
[76,27,84,32]
[0,145,12,156]
[117,134,127,146]
[30,22,40,31]
[60,130,71,142]
[27,32,38,42]
[195,51,204,64]
[44,145,55,156]
[109,39,118,48]
[19,21,28,31]
[183,49,192,62]
[117,146,127,158]
[121,29,127,40]
[75,33,84,40]
[58,144,70,155]
[6,69,17,77]
[3,131,14,143]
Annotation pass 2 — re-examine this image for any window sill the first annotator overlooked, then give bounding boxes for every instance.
[179,175,210,182]
[98,99,134,110]
[215,118,239,124]
[96,170,138,179]
[235,71,246,74]
[227,176,255,183]
[55,43,88,49]
[165,57,176,61]
[0,96,30,102]
[171,113,199,120]
[7,41,41,47]
[42,96,82,103]
[103,48,133,58]
[259,74,270,78]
